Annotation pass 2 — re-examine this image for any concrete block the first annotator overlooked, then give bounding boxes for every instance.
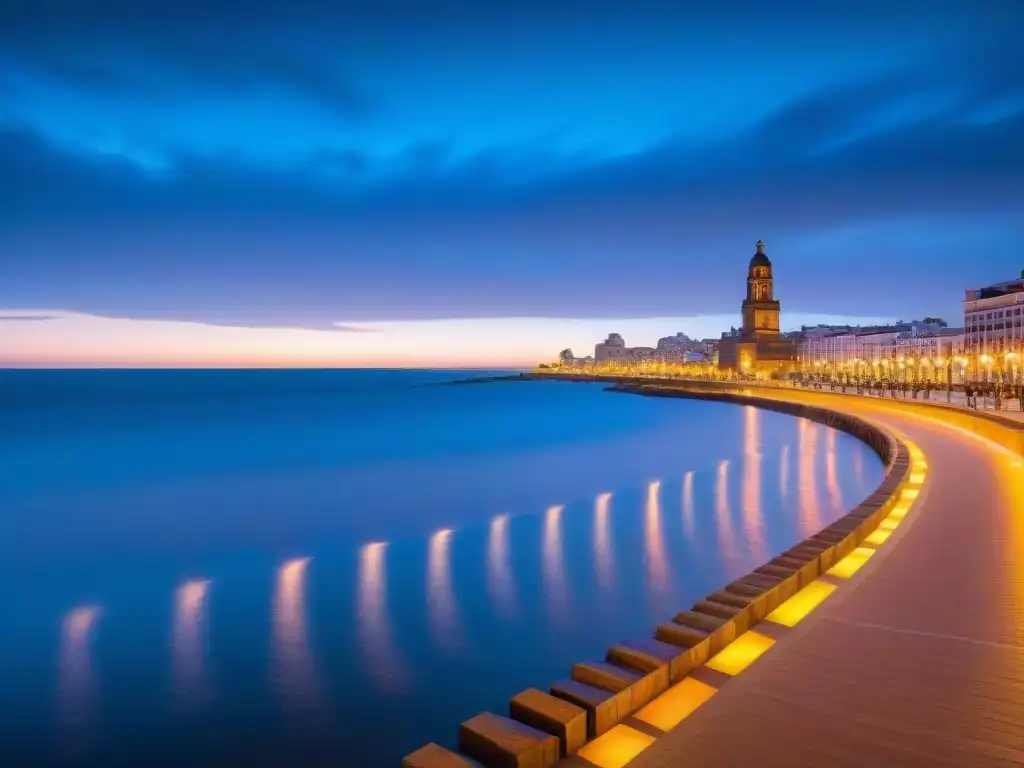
[570,660,665,712]
[607,638,697,685]
[692,599,752,634]
[549,679,627,740]
[402,743,485,768]
[705,589,751,609]
[509,688,586,758]
[459,712,559,768]
[673,609,738,653]
[754,563,795,580]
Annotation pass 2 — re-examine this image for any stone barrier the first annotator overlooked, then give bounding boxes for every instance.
[402,383,912,767]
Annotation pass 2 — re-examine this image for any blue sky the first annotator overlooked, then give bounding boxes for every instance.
[0,0,1022,364]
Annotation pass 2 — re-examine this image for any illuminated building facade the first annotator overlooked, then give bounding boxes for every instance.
[717,241,798,374]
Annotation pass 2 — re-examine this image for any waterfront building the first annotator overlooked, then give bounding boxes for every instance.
[797,321,966,383]
[964,271,1024,377]
[717,241,799,374]
[594,333,654,362]
[653,332,707,363]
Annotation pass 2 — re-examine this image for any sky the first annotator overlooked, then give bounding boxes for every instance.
[1,0,1022,366]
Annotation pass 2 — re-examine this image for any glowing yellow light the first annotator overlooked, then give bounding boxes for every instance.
[908,472,926,485]
[634,677,718,731]
[878,516,900,532]
[864,527,893,546]
[828,546,875,579]
[705,631,775,676]
[765,580,837,627]
[900,488,920,502]
[577,725,656,768]
[888,503,911,521]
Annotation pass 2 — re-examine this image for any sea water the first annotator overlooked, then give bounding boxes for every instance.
[0,369,883,764]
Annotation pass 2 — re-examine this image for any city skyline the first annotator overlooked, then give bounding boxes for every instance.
[2,0,1022,367]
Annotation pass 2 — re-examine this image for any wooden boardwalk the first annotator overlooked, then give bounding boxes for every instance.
[627,392,1024,768]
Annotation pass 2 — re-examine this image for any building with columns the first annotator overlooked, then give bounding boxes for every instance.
[717,240,799,374]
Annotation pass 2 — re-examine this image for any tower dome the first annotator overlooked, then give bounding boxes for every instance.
[750,239,771,269]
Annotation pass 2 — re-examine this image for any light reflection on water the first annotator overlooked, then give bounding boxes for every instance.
[742,407,767,564]
[356,543,407,694]
[682,470,695,539]
[644,481,670,597]
[798,420,823,536]
[172,579,211,710]
[427,529,462,652]
[593,492,613,590]
[56,605,100,760]
[542,505,569,624]
[28,414,881,766]
[780,443,790,500]
[487,514,517,621]
[715,458,739,570]
[272,557,318,713]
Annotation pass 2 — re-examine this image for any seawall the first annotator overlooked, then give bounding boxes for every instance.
[403,378,918,768]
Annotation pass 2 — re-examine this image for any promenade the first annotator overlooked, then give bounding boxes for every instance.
[617,385,1024,768]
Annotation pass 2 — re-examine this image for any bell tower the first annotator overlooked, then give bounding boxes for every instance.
[741,240,780,336]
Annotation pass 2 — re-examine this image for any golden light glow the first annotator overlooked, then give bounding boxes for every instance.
[864,527,893,546]
[827,546,875,579]
[682,471,695,539]
[908,472,926,485]
[357,542,408,693]
[878,516,901,532]
[594,492,614,589]
[173,579,211,708]
[487,514,517,619]
[576,724,656,768]
[715,459,738,565]
[900,488,920,502]
[705,630,775,675]
[428,528,462,651]
[273,557,317,710]
[634,677,718,731]
[542,505,568,620]
[888,501,912,521]
[645,481,669,595]
[765,580,837,627]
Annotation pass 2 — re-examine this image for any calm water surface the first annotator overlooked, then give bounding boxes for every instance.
[0,370,883,765]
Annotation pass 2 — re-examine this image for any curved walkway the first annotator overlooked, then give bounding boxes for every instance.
[621,387,1024,768]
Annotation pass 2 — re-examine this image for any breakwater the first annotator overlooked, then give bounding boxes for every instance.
[402,379,914,767]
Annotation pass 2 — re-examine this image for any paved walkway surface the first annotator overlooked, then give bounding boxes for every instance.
[628,389,1024,768]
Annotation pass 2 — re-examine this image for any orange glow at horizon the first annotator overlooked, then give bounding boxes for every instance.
[173,579,211,709]
[487,514,518,619]
[357,542,408,693]
[644,480,669,596]
[427,528,462,651]
[594,493,614,591]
